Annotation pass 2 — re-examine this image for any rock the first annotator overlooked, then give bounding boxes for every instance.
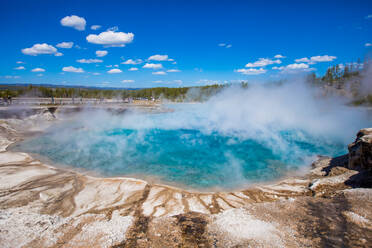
[348,128,372,171]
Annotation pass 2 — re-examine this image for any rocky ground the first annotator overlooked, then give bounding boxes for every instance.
[0,107,371,248]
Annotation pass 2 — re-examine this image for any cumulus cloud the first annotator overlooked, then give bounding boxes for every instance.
[167,69,181,72]
[274,54,285,59]
[122,79,134,83]
[218,43,232,48]
[273,63,313,73]
[96,50,108,57]
[31,68,45,72]
[91,25,101,30]
[62,66,84,73]
[235,68,267,75]
[143,63,163,69]
[21,43,57,56]
[285,63,309,69]
[128,67,138,71]
[295,55,336,64]
[245,58,281,67]
[107,68,122,74]
[56,42,74,48]
[152,71,166,75]
[55,52,63,57]
[310,55,336,63]
[365,43,372,47]
[16,61,24,64]
[121,59,142,65]
[14,66,25,70]
[148,54,171,61]
[295,57,310,63]
[77,58,103,63]
[60,15,86,31]
[86,31,134,46]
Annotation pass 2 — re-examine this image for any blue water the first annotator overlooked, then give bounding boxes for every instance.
[15,108,347,189]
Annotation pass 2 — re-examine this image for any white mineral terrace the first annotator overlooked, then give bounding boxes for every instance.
[0,108,371,248]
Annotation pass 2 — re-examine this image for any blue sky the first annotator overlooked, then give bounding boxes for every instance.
[1,0,372,88]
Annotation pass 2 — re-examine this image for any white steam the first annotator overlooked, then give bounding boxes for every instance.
[17,79,371,189]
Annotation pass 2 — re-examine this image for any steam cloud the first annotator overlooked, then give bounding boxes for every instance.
[17,79,371,189]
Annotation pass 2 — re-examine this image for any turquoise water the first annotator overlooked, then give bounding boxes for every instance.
[16,106,347,189]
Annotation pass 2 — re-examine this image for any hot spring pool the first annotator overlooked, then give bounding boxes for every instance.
[15,102,353,190]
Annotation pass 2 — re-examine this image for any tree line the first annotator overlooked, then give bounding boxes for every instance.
[0,84,226,102]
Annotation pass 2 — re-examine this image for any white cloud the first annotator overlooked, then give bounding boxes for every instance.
[16,61,24,64]
[273,63,313,72]
[295,55,336,64]
[245,58,281,67]
[122,79,134,83]
[31,68,45,72]
[295,57,310,63]
[274,54,285,59]
[114,64,119,67]
[365,14,372,19]
[167,69,180,72]
[62,66,84,73]
[152,71,166,75]
[14,66,25,70]
[56,42,74,48]
[55,52,63,57]
[286,63,309,70]
[60,15,86,31]
[92,72,101,75]
[77,58,103,63]
[107,68,122,74]
[143,63,163,69]
[218,43,232,48]
[365,43,372,47]
[86,31,134,46]
[96,50,108,57]
[148,54,170,61]
[121,59,142,65]
[128,67,138,71]
[235,68,266,75]
[21,43,57,56]
[91,25,101,30]
[310,55,336,63]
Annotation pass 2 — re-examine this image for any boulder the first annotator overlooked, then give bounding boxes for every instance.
[348,128,372,171]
